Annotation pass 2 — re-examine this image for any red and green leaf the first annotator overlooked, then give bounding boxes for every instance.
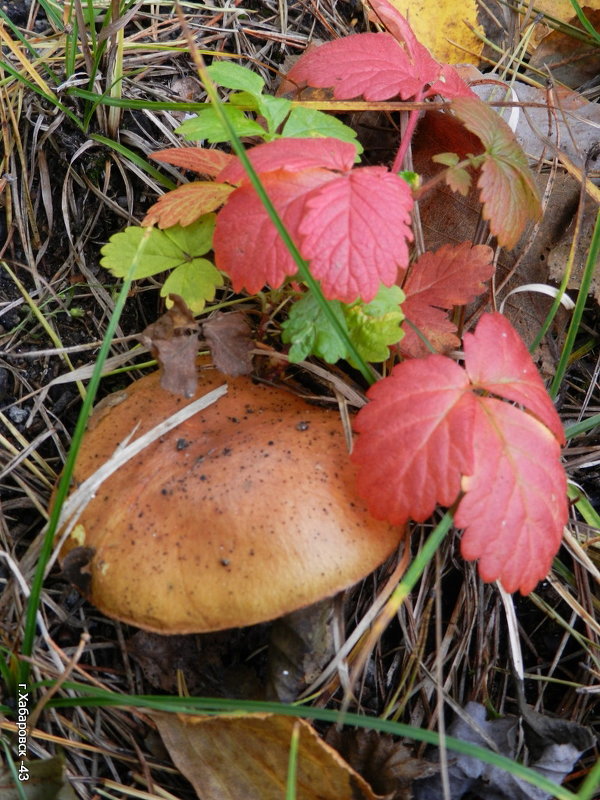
[451,97,542,249]
[150,147,234,177]
[287,1,472,102]
[287,33,424,101]
[143,182,235,228]
[215,156,414,303]
[400,243,494,357]
[368,0,473,100]
[463,312,565,444]
[455,398,567,595]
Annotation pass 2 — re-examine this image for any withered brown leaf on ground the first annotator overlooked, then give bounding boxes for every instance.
[139,294,200,397]
[528,10,600,89]
[152,713,382,800]
[412,701,594,800]
[202,311,254,376]
[326,728,438,800]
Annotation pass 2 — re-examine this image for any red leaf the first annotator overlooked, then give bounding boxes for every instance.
[352,312,567,594]
[463,312,565,445]
[400,302,460,358]
[368,0,473,100]
[451,97,542,249]
[287,34,423,102]
[150,147,234,177]
[214,168,337,294]
[298,167,414,302]
[217,137,356,185]
[143,182,235,228]
[455,398,567,594]
[287,1,472,102]
[433,64,476,100]
[400,243,494,356]
[351,356,474,525]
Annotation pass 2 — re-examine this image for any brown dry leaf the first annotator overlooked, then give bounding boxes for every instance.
[547,198,600,301]
[139,295,200,397]
[412,109,484,251]
[326,728,438,800]
[529,9,600,88]
[152,712,382,800]
[202,311,254,376]
[471,82,600,170]
[411,108,574,370]
[528,2,600,49]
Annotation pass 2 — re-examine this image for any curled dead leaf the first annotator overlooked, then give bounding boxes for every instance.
[139,295,200,397]
[202,311,254,377]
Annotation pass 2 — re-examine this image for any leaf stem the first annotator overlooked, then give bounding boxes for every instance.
[392,102,422,173]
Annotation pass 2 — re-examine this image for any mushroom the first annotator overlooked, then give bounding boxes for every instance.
[58,361,402,635]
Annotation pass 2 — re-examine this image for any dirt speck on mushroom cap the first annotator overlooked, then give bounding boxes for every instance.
[59,362,402,633]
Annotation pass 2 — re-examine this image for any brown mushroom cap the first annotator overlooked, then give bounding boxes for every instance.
[59,362,402,633]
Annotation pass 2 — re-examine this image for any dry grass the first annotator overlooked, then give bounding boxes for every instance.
[1,1,599,798]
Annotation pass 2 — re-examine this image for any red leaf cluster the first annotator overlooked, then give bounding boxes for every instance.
[352,313,567,594]
[213,139,414,303]
[144,138,414,303]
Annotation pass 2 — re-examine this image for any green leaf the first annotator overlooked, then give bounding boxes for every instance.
[207,61,265,96]
[432,152,459,166]
[100,216,216,280]
[282,285,405,365]
[257,94,292,136]
[161,259,223,313]
[343,284,405,363]
[281,292,349,364]
[162,215,216,256]
[281,107,362,155]
[229,92,291,137]
[229,90,260,110]
[176,106,266,144]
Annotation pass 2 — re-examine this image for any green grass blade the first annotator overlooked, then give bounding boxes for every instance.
[18,228,156,686]
[564,414,600,438]
[550,208,600,398]
[575,755,600,800]
[567,0,600,44]
[567,483,600,529]
[42,686,580,800]
[0,739,28,800]
[285,722,300,800]
[0,59,83,129]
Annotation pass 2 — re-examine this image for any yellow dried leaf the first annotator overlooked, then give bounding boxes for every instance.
[382,0,484,64]
[152,712,382,800]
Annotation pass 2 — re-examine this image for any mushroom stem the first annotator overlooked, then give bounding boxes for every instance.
[266,598,337,703]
